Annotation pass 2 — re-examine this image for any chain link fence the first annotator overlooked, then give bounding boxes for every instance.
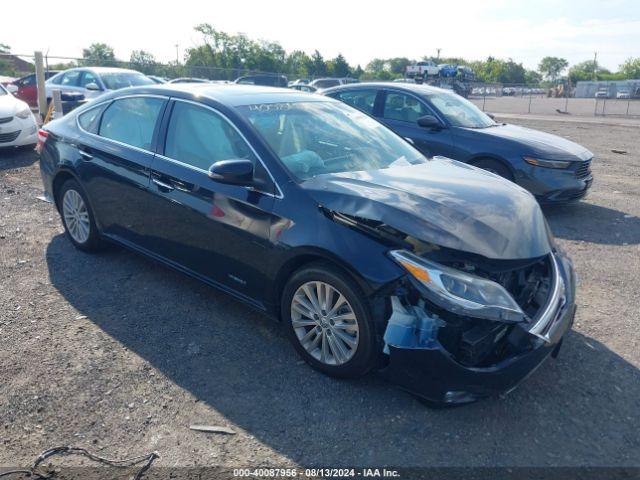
[2,53,639,118]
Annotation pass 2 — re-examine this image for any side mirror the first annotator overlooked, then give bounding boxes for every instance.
[6,84,18,94]
[486,112,496,120]
[417,115,443,129]
[208,159,254,185]
[85,82,101,91]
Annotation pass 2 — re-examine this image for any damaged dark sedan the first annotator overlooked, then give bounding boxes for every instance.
[38,84,576,405]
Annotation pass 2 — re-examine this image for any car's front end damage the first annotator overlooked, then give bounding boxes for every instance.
[379,244,576,405]
[302,159,577,405]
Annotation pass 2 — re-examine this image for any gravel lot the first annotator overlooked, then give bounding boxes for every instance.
[1,116,639,473]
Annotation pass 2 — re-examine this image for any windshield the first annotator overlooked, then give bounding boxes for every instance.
[238,101,426,180]
[100,72,154,90]
[427,91,495,128]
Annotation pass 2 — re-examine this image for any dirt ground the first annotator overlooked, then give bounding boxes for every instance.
[1,116,639,473]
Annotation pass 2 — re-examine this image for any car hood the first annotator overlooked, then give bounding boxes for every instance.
[0,94,27,117]
[466,123,592,161]
[301,157,552,260]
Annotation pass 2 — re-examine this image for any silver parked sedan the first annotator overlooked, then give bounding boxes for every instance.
[45,67,154,102]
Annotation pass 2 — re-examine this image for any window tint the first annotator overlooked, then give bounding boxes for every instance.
[100,72,154,90]
[165,102,254,170]
[383,92,429,123]
[78,103,108,134]
[335,90,377,114]
[60,71,82,87]
[21,75,36,86]
[99,97,164,149]
[80,71,99,88]
[49,73,63,85]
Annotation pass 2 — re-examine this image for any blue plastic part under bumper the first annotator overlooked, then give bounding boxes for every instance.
[380,303,576,405]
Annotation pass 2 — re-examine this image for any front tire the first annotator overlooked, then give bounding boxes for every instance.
[58,179,104,252]
[281,263,377,378]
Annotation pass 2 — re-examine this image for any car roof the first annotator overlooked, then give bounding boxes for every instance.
[110,83,333,107]
[60,67,144,75]
[322,81,452,96]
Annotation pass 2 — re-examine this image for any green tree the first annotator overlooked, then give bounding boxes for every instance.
[538,56,568,82]
[328,54,351,77]
[286,50,311,77]
[472,57,526,84]
[306,50,327,77]
[524,69,543,85]
[568,60,610,83]
[619,57,640,79]
[129,50,156,74]
[82,43,116,66]
[0,43,17,76]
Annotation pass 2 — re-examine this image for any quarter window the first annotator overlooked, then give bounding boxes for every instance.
[99,97,164,150]
[383,92,429,123]
[164,102,255,171]
[78,104,108,134]
[335,90,377,115]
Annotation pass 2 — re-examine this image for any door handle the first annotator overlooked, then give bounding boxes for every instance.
[78,150,93,160]
[152,177,175,191]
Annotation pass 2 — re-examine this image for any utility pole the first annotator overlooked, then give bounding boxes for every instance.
[175,44,179,65]
[592,51,598,81]
[436,48,441,60]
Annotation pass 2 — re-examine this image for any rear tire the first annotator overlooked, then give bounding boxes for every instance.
[281,262,377,378]
[58,179,105,252]
[472,158,514,181]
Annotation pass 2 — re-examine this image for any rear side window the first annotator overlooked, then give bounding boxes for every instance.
[164,102,255,170]
[334,89,377,115]
[78,103,108,134]
[99,97,164,150]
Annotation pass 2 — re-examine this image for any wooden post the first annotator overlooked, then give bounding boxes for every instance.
[52,89,63,119]
[35,51,47,120]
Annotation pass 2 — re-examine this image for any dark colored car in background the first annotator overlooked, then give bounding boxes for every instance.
[235,74,288,87]
[8,71,59,107]
[37,84,576,405]
[324,83,594,203]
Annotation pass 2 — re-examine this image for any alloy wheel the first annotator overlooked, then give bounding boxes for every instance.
[62,189,91,244]
[290,281,359,365]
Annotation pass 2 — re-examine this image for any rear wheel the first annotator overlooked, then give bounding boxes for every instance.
[472,158,514,181]
[281,263,377,378]
[58,179,105,252]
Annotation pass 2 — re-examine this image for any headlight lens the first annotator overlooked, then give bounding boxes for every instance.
[523,156,571,169]
[16,106,32,119]
[389,250,525,322]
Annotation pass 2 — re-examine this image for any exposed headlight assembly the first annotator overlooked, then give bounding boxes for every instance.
[389,250,525,323]
[523,156,571,169]
[16,106,32,119]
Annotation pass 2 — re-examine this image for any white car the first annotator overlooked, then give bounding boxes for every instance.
[0,83,37,148]
[45,67,154,102]
[616,90,630,99]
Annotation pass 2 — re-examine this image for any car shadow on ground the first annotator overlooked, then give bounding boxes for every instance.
[45,234,640,466]
[0,146,38,171]
[544,201,640,246]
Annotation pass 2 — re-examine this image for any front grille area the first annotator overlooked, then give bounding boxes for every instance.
[575,159,592,179]
[0,130,21,143]
[0,116,13,124]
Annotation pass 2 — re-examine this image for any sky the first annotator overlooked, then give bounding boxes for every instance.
[3,0,639,71]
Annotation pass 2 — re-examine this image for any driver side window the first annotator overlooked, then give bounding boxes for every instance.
[164,102,255,171]
[383,92,429,123]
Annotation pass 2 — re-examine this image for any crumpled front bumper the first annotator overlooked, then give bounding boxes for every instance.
[379,252,576,405]
[380,303,574,405]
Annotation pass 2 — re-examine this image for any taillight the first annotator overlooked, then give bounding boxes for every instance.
[36,129,48,154]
